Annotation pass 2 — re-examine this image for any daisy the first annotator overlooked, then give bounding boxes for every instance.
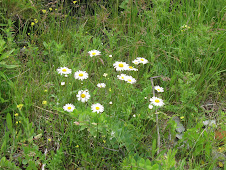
[132,59,140,65]
[117,74,128,81]
[61,82,65,86]
[154,86,164,92]
[57,67,72,75]
[150,97,164,107]
[103,73,108,77]
[91,103,104,114]
[113,61,129,71]
[148,104,153,109]
[76,90,90,103]
[74,70,88,81]
[109,55,112,58]
[125,75,136,84]
[63,103,75,112]
[88,50,101,57]
[136,57,149,64]
[97,83,106,88]
[128,66,138,71]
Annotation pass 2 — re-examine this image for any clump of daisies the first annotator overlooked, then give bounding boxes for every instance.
[149,86,165,109]
[57,67,72,77]
[76,90,90,103]
[97,83,106,88]
[117,74,136,84]
[88,50,101,57]
[74,70,88,81]
[132,57,149,65]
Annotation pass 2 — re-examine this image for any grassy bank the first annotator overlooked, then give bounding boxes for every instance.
[0,0,225,169]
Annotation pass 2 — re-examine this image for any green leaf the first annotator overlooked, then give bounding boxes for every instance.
[6,113,13,133]
[152,139,157,158]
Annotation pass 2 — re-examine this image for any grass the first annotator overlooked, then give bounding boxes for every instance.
[0,0,225,169]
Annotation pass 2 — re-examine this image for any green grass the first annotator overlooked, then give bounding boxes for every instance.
[0,0,225,169]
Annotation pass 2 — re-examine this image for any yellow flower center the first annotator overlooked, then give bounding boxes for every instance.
[79,73,83,77]
[155,99,160,103]
[96,107,100,110]
[81,94,86,98]
[129,66,133,69]
[62,69,67,72]
[68,107,72,110]
[128,79,132,82]
[119,64,123,67]
[141,59,144,61]
[157,89,160,91]
[121,77,124,79]
[92,52,96,56]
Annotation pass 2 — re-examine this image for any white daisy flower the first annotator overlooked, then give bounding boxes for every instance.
[109,55,112,58]
[103,73,108,77]
[154,86,164,92]
[133,114,136,117]
[136,57,149,64]
[63,103,75,112]
[128,66,138,71]
[57,67,72,75]
[150,97,164,107]
[125,75,136,84]
[149,104,153,109]
[97,83,106,88]
[117,74,128,81]
[91,103,104,114]
[132,59,140,65]
[61,82,65,86]
[88,50,101,57]
[113,61,129,71]
[74,70,88,81]
[76,90,90,103]
[109,101,112,104]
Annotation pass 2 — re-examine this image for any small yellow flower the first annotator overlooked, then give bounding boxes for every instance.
[180,116,184,119]
[73,1,77,4]
[109,88,111,92]
[75,145,79,148]
[34,19,38,23]
[48,138,51,142]
[55,9,58,11]
[31,22,35,26]
[49,8,53,11]
[42,9,47,13]
[15,113,19,116]
[17,104,24,110]
[42,101,47,105]
[16,121,19,124]
[218,162,223,168]
[44,89,48,92]
[218,147,225,153]
[103,140,106,143]
[23,46,26,49]
[28,33,30,35]
[19,121,21,123]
